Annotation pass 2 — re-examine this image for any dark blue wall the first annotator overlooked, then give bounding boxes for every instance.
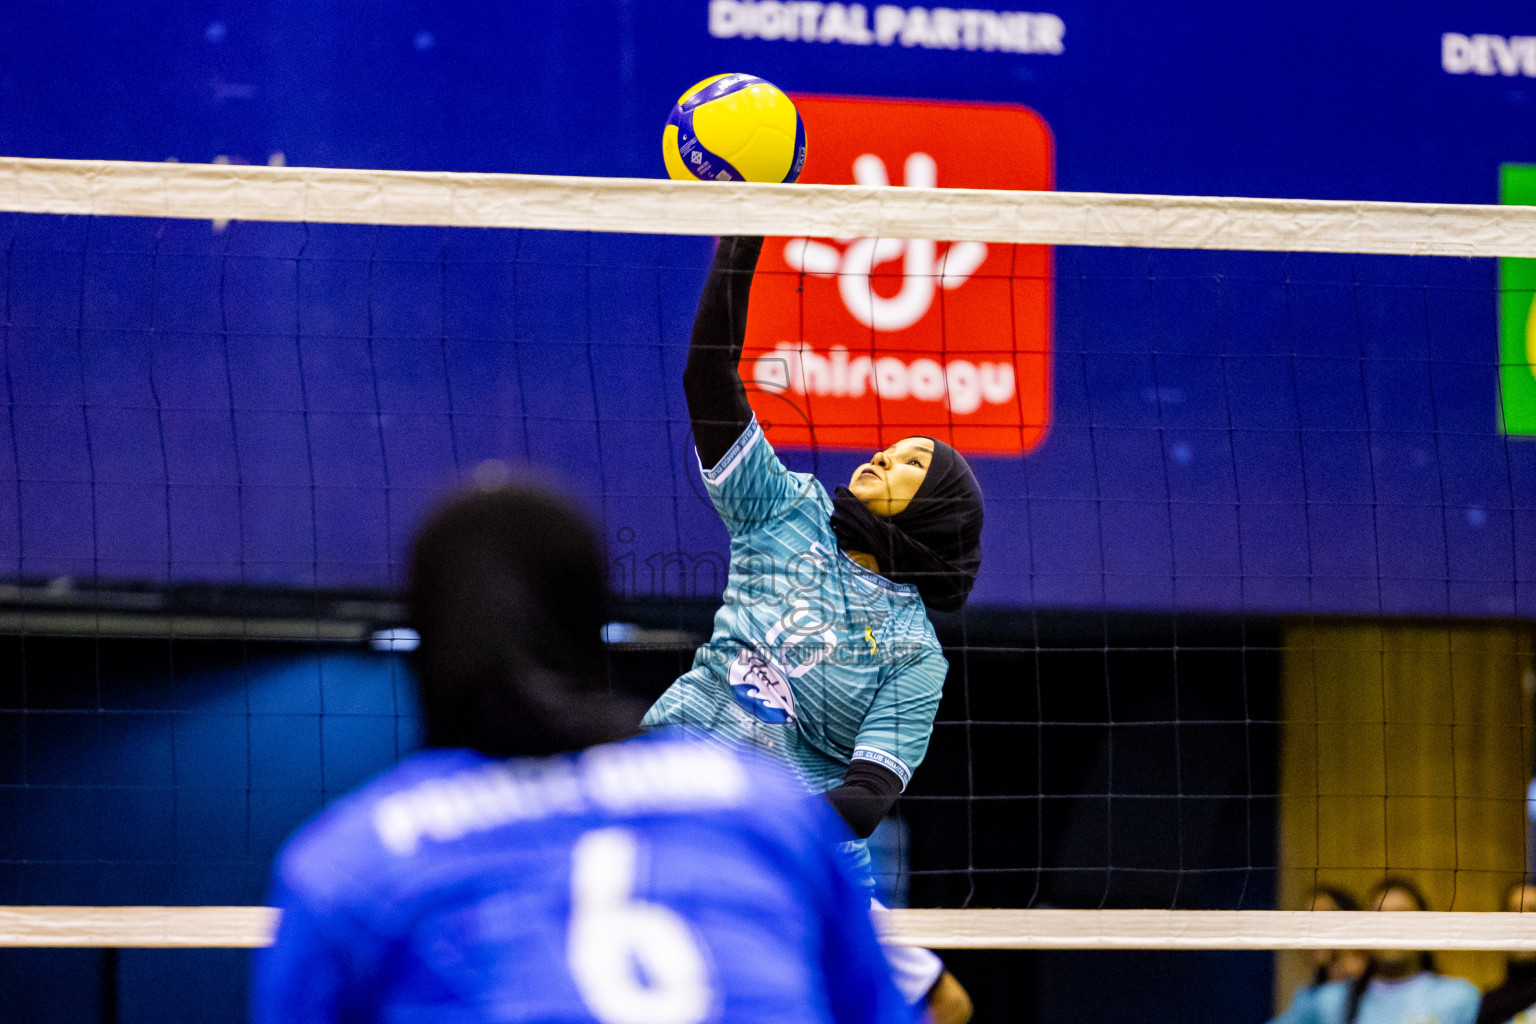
[0,639,418,906]
[0,639,418,1023]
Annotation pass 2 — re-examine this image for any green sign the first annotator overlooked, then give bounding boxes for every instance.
[1500,164,1536,434]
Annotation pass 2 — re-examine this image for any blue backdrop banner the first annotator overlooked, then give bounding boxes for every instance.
[1,1,1533,617]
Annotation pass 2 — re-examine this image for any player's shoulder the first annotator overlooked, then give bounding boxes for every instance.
[274,736,828,907]
[1301,980,1345,1017]
[586,734,840,857]
[1421,972,1480,1006]
[907,604,944,646]
[285,749,489,865]
[274,748,486,909]
[859,572,940,640]
[885,603,946,663]
[706,418,828,504]
[601,731,822,816]
[581,731,788,809]
[767,469,832,532]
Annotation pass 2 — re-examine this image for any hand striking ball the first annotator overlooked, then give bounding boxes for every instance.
[663,74,806,184]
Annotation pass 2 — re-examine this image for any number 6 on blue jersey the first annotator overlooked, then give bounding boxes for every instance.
[567,828,715,1024]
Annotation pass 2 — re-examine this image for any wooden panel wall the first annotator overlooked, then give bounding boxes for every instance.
[1276,621,1535,1008]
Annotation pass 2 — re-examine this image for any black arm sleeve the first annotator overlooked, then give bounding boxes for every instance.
[684,235,764,470]
[825,760,904,840]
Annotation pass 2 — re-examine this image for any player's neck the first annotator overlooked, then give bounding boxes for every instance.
[843,549,880,573]
[1373,958,1420,982]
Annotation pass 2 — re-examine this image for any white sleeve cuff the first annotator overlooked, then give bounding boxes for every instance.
[852,746,912,789]
[698,416,762,486]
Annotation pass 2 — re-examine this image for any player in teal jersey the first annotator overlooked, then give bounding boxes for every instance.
[642,236,984,1024]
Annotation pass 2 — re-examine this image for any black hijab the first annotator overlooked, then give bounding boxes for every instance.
[829,438,983,613]
[408,482,643,758]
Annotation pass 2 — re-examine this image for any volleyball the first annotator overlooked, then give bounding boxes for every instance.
[663,73,806,184]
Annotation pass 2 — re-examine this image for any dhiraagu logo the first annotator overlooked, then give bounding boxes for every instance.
[742,94,1053,455]
[1500,163,1536,434]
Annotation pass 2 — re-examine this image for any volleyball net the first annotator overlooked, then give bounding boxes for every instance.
[0,157,1534,991]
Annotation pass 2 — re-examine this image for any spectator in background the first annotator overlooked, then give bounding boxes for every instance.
[1305,887,1370,990]
[1474,880,1536,1024]
[1274,886,1368,1021]
[1271,877,1479,1024]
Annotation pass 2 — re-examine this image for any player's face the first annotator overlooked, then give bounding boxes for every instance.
[1369,886,1420,972]
[847,437,933,516]
[1307,891,1340,970]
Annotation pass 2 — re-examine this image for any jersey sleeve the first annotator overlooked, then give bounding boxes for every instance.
[852,646,947,789]
[252,875,364,1024]
[700,416,819,539]
[1447,979,1482,1024]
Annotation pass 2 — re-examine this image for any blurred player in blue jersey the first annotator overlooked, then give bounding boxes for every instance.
[253,481,911,1024]
[642,237,984,1024]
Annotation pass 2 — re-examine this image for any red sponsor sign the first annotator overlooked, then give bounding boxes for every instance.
[744,95,1053,454]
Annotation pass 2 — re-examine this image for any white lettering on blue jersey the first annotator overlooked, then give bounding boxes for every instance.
[255,737,910,1024]
[373,743,749,857]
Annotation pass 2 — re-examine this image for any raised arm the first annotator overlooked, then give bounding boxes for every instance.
[684,235,764,470]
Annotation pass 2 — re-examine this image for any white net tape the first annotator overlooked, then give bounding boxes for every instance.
[3,156,1536,256]
[2,908,1535,950]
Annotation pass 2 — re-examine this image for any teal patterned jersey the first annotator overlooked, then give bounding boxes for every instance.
[642,418,947,799]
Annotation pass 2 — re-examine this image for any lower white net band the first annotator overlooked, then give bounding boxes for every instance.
[3,908,1535,950]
